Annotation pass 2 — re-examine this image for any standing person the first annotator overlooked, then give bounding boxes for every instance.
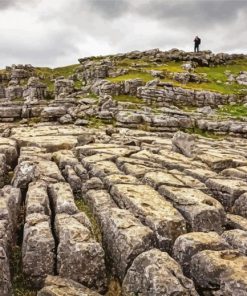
[194,36,201,52]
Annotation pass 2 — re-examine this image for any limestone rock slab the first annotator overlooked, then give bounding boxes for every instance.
[110,184,186,251]
[173,232,229,276]
[49,182,78,215]
[191,250,247,294]
[159,186,225,232]
[55,213,107,292]
[22,213,55,288]
[122,249,198,296]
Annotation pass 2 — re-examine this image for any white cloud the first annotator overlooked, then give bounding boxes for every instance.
[0,0,246,68]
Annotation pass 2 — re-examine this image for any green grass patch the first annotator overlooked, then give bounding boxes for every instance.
[107,71,153,83]
[186,127,225,140]
[146,61,184,73]
[87,117,115,128]
[192,58,247,95]
[10,246,36,296]
[180,81,246,95]
[75,198,102,242]
[218,104,247,118]
[35,64,80,92]
[74,80,83,89]
[110,58,247,95]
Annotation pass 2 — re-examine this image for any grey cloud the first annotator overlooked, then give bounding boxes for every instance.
[134,0,247,27]
[0,28,80,67]
[0,0,18,9]
[0,0,246,68]
[0,0,39,10]
[88,0,130,18]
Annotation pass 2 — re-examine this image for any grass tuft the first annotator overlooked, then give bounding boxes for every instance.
[10,246,36,296]
[186,127,225,140]
[218,104,247,118]
[75,198,102,242]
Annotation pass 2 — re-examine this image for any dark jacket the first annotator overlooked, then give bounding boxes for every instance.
[194,37,201,46]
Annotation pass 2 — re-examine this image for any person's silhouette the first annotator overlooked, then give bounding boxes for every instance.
[194,36,201,52]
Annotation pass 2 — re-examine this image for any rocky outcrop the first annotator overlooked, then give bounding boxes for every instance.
[122,249,198,296]
[191,250,247,294]
[54,78,74,97]
[172,131,197,158]
[23,77,47,103]
[0,186,22,296]
[1,48,247,295]
[137,84,238,107]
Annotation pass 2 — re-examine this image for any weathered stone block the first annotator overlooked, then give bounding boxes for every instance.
[159,186,225,232]
[49,182,78,215]
[87,160,122,178]
[110,184,186,251]
[191,250,247,294]
[55,213,107,292]
[22,213,55,288]
[63,165,82,192]
[222,229,247,255]
[122,249,198,296]
[205,178,247,210]
[173,232,229,276]
[0,185,22,238]
[0,245,11,296]
[101,207,155,280]
[26,180,51,216]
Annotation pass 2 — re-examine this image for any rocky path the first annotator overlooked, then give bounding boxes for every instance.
[0,124,247,295]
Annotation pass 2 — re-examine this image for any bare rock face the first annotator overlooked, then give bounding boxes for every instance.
[173,232,229,276]
[0,243,11,296]
[110,184,187,251]
[172,131,197,158]
[22,180,55,288]
[37,275,101,296]
[5,84,23,100]
[205,178,247,210]
[222,229,247,255]
[159,186,226,233]
[0,185,22,239]
[55,79,74,96]
[101,207,155,280]
[48,182,79,215]
[236,71,247,86]
[0,186,22,296]
[122,249,198,296]
[11,161,39,189]
[0,154,6,187]
[25,180,51,216]
[58,114,73,124]
[191,250,247,294]
[98,95,117,111]
[85,190,155,280]
[0,137,18,167]
[41,106,67,120]
[63,165,82,192]
[55,213,107,293]
[233,192,247,218]
[23,77,47,103]
[22,213,55,288]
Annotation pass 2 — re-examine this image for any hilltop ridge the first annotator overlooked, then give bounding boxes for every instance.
[1,49,247,296]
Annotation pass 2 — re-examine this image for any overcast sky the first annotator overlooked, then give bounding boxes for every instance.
[0,0,246,68]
